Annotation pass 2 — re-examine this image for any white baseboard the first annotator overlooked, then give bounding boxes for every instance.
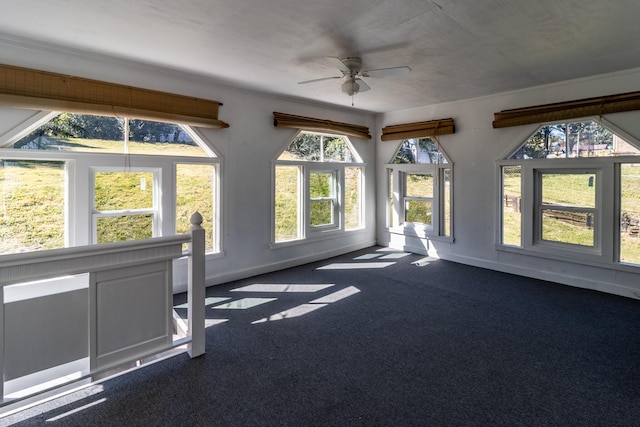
[435,252,640,300]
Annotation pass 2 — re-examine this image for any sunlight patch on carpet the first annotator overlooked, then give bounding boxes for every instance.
[310,286,360,304]
[206,319,229,327]
[174,297,231,309]
[379,252,410,260]
[317,262,395,270]
[353,253,383,260]
[252,304,327,324]
[252,286,360,324]
[212,298,277,309]
[231,284,334,293]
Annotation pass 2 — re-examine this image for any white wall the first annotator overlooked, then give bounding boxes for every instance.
[0,39,377,291]
[377,67,640,299]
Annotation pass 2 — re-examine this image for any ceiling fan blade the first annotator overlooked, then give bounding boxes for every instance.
[355,78,371,92]
[298,76,342,85]
[324,56,351,74]
[362,66,411,78]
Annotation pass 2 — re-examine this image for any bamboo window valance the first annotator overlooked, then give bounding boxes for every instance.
[273,112,371,140]
[0,64,229,128]
[381,118,455,141]
[492,91,640,129]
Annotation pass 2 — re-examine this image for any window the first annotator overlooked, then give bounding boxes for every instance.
[176,164,217,251]
[0,160,65,254]
[309,171,338,229]
[93,170,156,244]
[499,119,640,267]
[386,137,452,239]
[537,171,598,248]
[273,131,364,244]
[404,173,433,225]
[0,112,220,254]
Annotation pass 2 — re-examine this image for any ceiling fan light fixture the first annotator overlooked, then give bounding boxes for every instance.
[341,78,359,96]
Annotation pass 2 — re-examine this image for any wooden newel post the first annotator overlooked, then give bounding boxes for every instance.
[188,211,205,358]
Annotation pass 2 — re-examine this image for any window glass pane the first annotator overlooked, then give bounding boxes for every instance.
[280,133,321,161]
[15,114,126,154]
[405,200,432,224]
[126,119,207,157]
[0,160,65,254]
[502,166,521,246]
[96,214,153,244]
[620,164,640,264]
[512,124,567,159]
[310,200,333,226]
[541,209,595,246]
[13,113,210,157]
[443,168,452,237]
[310,172,333,198]
[176,164,215,252]
[323,136,353,162]
[344,167,362,230]
[392,138,448,164]
[278,132,359,163]
[95,171,154,211]
[510,121,640,160]
[275,165,300,242]
[541,173,595,208]
[405,173,433,197]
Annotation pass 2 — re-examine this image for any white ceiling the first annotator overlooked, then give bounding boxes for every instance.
[2,0,640,113]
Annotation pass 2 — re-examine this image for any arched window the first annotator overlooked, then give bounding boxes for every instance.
[273,131,364,244]
[499,118,640,266]
[0,112,220,254]
[386,137,452,239]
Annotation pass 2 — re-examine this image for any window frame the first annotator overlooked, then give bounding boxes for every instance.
[307,169,339,231]
[271,130,365,247]
[497,143,637,269]
[386,162,453,241]
[90,167,160,244]
[402,171,435,229]
[0,120,222,256]
[533,167,601,253]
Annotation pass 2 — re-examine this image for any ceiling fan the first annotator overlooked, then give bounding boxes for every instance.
[298,57,411,97]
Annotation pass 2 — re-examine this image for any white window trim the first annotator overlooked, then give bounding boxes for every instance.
[271,129,366,247]
[0,145,221,255]
[271,160,366,247]
[386,163,453,242]
[307,169,340,232]
[497,157,623,269]
[90,167,160,244]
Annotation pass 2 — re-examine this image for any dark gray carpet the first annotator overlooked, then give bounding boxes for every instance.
[4,246,640,426]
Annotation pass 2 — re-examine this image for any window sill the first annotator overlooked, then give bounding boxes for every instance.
[388,226,454,243]
[495,244,640,274]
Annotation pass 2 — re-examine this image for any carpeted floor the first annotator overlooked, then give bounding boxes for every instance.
[4,246,640,426]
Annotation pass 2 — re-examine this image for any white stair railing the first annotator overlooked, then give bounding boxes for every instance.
[0,212,206,405]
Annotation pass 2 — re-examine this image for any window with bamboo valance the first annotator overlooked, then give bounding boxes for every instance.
[0,63,228,128]
[273,112,371,140]
[492,91,640,128]
[381,118,455,141]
